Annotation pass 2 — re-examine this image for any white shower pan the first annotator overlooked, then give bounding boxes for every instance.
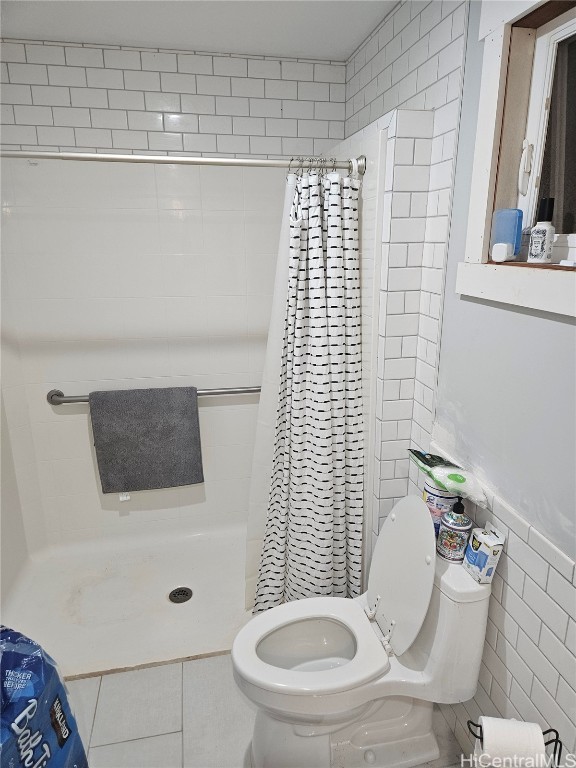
[2,525,251,678]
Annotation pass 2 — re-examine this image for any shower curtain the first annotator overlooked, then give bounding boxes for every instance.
[252,171,364,613]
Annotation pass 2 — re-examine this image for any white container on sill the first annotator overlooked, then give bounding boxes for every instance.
[491,242,515,262]
[528,197,555,264]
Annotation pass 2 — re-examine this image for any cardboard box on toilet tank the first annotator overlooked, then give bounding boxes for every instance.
[462,523,505,584]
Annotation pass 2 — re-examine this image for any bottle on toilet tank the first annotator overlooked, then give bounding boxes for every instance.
[436,499,473,563]
[423,480,458,538]
[528,198,555,263]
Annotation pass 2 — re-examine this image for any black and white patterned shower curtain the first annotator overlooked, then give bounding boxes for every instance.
[253,172,364,613]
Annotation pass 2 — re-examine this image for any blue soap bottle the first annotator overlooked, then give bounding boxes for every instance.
[490,209,523,261]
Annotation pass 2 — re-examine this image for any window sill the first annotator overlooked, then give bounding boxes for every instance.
[489,261,576,271]
[455,261,576,317]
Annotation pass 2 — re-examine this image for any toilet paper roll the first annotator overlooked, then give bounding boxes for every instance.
[476,717,547,766]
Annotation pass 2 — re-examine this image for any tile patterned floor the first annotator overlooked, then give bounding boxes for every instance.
[66,654,463,768]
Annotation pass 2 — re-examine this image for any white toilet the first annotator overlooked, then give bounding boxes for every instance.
[232,496,492,768]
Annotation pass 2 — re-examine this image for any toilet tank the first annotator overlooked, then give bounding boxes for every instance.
[400,558,491,703]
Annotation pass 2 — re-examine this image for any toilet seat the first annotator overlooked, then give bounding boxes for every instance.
[232,596,389,696]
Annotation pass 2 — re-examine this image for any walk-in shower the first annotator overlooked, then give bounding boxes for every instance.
[1,149,366,677]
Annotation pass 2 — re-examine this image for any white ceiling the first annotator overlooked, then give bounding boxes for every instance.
[1,1,396,61]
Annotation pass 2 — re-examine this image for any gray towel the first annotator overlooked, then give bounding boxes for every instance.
[89,387,203,494]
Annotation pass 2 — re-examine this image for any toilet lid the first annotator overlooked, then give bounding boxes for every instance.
[367,496,436,656]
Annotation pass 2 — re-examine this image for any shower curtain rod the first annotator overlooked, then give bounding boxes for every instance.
[0,150,366,175]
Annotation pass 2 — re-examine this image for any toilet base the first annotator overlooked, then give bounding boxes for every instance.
[249,697,439,768]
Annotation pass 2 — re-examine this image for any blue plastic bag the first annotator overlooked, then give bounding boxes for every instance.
[0,626,88,768]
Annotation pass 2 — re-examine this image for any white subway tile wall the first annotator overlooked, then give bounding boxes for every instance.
[365,1,466,536]
[341,2,576,755]
[373,108,436,538]
[1,40,345,156]
[345,1,465,136]
[0,2,466,156]
[437,491,576,757]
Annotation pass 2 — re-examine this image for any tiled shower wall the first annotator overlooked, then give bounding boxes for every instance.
[1,158,285,547]
[0,40,345,156]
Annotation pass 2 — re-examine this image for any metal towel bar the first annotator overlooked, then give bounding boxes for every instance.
[47,387,260,405]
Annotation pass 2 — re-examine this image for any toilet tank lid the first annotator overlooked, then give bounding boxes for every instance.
[434,559,492,603]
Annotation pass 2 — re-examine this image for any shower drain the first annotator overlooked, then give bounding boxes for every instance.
[168,587,193,604]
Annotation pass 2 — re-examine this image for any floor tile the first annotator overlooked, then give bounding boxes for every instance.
[69,658,463,768]
[182,654,256,768]
[89,732,182,768]
[91,663,182,746]
[66,675,101,750]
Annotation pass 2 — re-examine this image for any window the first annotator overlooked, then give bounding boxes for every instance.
[534,34,576,233]
[457,0,576,318]
[520,11,576,236]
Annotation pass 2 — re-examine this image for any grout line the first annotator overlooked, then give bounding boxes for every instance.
[64,648,231,681]
[88,675,102,750]
[91,728,183,750]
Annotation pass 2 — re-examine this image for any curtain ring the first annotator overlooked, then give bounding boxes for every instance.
[350,157,359,177]
[297,156,305,176]
[286,157,294,180]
